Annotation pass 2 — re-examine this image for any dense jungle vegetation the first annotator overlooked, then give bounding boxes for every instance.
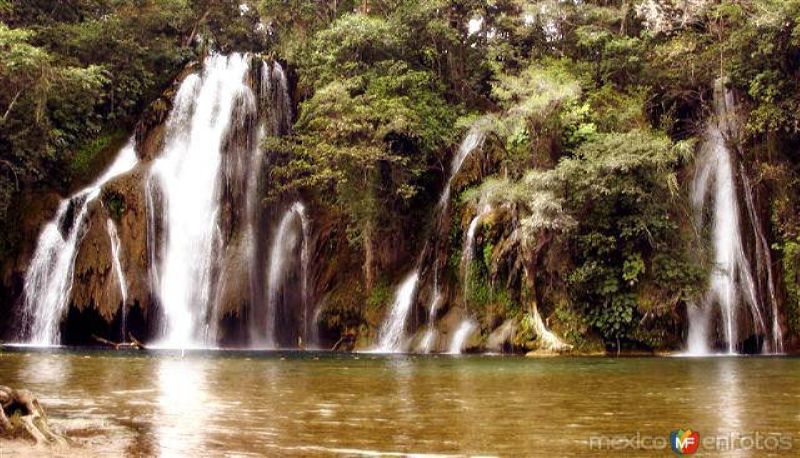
[2,0,800,351]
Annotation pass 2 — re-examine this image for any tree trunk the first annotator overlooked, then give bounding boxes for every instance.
[0,386,67,445]
[363,220,375,292]
[620,0,629,35]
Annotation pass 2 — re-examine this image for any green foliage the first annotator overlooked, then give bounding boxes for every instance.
[70,130,126,179]
[777,238,800,336]
[622,253,646,285]
[474,124,701,347]
[561,131,698,344]
[103,189,126,221]
[366,279,393,313]
[0,1,203,255]
[552,302,596,351]
[481,241,493,271]
[268,9,461,264]
[585,293,635,341]
[4,0,800,353]
[319,277,367,331]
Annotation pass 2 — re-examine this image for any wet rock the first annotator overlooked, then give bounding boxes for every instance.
[70,165,151,326]
[213,232,250,320]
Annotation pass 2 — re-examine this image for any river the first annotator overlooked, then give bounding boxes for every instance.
[1,349,798,456]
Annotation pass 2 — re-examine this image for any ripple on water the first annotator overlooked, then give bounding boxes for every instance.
[0,351,798,456]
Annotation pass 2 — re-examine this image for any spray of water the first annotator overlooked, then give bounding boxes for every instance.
[20,141,137,345]
[148,53,253,348]
[448,319,477,354]
[418,291,442,353]
[688,79,770,354]
[375,273,419,353]
[106,218,129,340]
[265,202,310,347]
[461,204,491,308]
[378,121,488,354]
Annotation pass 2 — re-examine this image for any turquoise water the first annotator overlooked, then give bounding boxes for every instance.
[1,348,798,456]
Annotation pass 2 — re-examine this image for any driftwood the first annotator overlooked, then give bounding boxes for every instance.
[91,333,145,350]
[0,385,67,445]
[332,330,357,351]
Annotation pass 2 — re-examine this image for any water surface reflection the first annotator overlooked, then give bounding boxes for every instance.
[1,350,798,456]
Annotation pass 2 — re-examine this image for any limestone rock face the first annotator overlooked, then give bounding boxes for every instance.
[71,200,119,321]
[213,232,250,320]
[105,166,151,314]
[70,164,151,324]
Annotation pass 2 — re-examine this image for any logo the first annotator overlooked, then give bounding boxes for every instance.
[671,429,700,455]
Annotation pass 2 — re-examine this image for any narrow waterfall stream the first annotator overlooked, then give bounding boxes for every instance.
[106,218,128,340]
[688,79,777,354]
[376,121,487,353]
[461,204,491,307]
[247,60,293,346]
[375,273,419,353]
[448,319,477,354]
[265,202,310,348]
[20,141,138,345]
[740,167,784,353]
[438,123,488,209]
[418,291,442,353]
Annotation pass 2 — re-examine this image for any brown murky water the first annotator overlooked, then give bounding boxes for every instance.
[1,348,799,456]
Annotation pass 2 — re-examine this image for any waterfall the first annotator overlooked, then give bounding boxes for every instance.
[688,79,770,354]
[263,61,292,137]
[686,302,710,355]
[19,140,138,345]
[20,54,295,348]
[264,202,310,348]
[376,120,487,354]
[247,60,293,346]
[447,319,477,354]
[375,272,419,353]
[148,53,254,348]
[106,218,129,340]
[486,319,516,352]
[418,291,441,353]
[438,123,488,210]
[740,168,784,353]
[298,207,312,346]
[461,204,491,307]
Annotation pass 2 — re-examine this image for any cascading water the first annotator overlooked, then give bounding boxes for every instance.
[418,291,441,353]
[448,319,477,354]
[106,218,129,340]
[265,202,311,348]
[262,61,292,137]
[21,54,301,349]
[688,79,776,354]
[461,204,491,307]
[247,60,293,346]
[148,53,254,348]
[740,168,784,353]
[376,121,487,354]
[19,140,138,345]
[438,123,488,210]
[375,273,419,353]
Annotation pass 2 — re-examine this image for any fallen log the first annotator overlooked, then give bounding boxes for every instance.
[332,330,357,351]
[91,333,145,350]
[0,385,67,445]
